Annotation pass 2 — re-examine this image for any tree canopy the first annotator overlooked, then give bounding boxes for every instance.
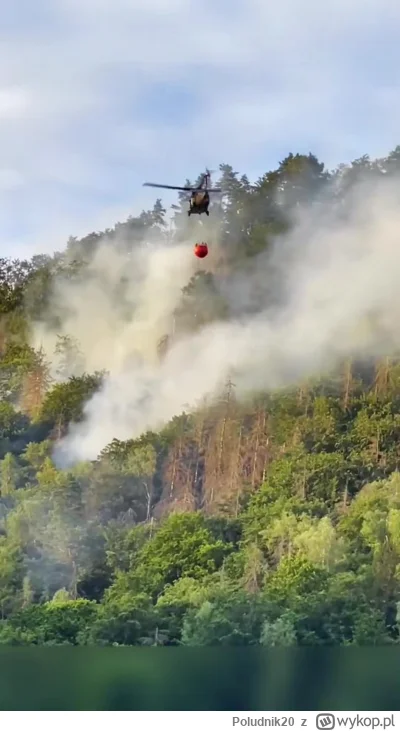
[1,147,400,644]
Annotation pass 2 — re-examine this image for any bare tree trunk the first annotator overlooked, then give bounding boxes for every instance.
[375,356,391,398]
[342,358,353,409]
[251,420,260,488]
[169,441,181,498]
[233,425,243,518]
[261,437,270,483]
[343,480,348,510]
[144,480,153,521]
[70,557,78,599]
[149,516,154,538]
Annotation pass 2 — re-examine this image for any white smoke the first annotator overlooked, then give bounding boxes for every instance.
[33,238,199,377]
[32,174,400,466]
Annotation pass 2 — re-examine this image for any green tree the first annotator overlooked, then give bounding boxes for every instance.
[119,512,233,598]
[38,372,103,435]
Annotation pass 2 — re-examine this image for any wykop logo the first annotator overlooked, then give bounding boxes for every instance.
[316,715,335,730]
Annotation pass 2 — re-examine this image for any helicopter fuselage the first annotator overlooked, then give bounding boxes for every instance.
[189,190,210,215]
[142,174,219,217]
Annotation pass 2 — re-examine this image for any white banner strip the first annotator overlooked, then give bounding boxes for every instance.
[0,711,397,727]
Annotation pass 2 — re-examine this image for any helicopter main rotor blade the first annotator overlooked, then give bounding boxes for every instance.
[143,183,194,191]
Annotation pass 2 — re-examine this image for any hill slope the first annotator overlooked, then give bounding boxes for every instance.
[1,149,400,644]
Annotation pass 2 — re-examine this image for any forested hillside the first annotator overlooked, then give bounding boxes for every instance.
[2,148,400,645]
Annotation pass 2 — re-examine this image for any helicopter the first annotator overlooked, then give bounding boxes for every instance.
[143,170,221,216]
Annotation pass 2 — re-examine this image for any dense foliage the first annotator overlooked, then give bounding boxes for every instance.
[1,149,400,645]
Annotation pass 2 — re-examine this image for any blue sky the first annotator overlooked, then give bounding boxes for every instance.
[1,0,400,258]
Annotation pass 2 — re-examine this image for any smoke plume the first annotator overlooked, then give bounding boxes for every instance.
[32,174,400,466]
